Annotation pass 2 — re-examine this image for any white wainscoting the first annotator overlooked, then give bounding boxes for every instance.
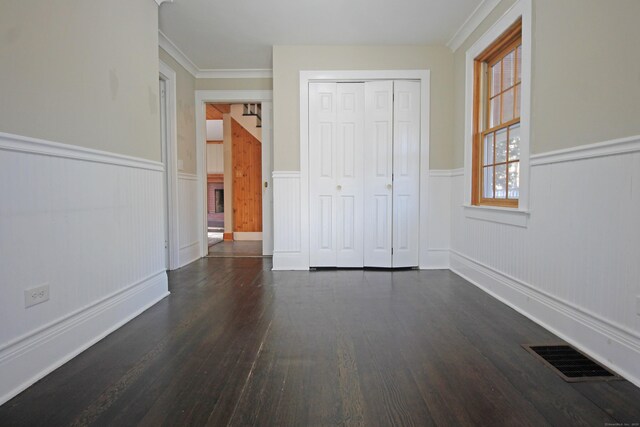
[177,172,200,267]
[450,135,640,387]
[422,170,456,269]
[272,171,304,270]
[0,132,169,405]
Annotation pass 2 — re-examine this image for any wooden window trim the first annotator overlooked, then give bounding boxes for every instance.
[472,19,522,208]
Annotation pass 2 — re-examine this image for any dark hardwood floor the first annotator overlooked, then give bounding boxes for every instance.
[1,257,639,426]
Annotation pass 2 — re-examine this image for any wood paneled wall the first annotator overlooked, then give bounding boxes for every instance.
[231,118,262,232]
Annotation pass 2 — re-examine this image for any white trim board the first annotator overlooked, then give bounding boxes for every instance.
[194,90,274,259]
[158,31,272,79]
[447,0,502,52]
[296,70,431,271]
[450,250,640,388]
[177,172,198,181]
[530,134,640,166]
[159,60,181,271]
[0,132,163,172]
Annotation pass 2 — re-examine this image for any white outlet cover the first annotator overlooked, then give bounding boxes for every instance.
[24,284,49,308]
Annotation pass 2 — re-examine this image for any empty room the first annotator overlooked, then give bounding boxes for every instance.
[1,0,639,425]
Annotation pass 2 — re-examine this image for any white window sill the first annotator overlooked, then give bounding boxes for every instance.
[463,204,530,228]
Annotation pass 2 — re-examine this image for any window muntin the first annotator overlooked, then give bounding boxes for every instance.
[473,21,522,207]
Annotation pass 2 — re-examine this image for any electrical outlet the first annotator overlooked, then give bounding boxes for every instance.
[24,284,49,308]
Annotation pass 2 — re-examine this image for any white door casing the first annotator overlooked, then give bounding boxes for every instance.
[261,101,274,255]
[194,90,273,258]
[159,60,179,270]
[364,81,394,267]
[392,80,421,267]
[159,78,169,269]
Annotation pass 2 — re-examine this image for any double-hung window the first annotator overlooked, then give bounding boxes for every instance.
[472,20,522,207]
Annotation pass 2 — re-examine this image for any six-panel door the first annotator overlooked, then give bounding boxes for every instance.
[309,83,365,267]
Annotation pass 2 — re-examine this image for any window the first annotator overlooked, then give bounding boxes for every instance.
[472,20,522,208]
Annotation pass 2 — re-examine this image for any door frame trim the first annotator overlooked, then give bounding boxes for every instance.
[300,70,431,269]
[159,60,180,270]
[194,90,274,258]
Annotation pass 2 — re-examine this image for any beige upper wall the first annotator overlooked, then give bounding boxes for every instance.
[272,45,454,171]
[452,0,640,167]
[196,78,273,91]
[159,47,197,173]
[0,0,160,161]
[531,0,640,154]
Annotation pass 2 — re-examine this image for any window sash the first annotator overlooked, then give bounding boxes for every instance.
[472,20,522,208]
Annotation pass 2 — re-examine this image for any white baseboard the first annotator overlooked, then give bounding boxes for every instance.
[0,271,169,405]
[233,232,263,241]
[272,252,307,270]
[450,250,640,388]
[420,248,450,269]
[178,241,200,268]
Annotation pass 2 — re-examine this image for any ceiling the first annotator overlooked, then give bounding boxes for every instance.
[158,0,485,71]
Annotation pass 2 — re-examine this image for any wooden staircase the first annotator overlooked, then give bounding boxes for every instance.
[242,103,262,128]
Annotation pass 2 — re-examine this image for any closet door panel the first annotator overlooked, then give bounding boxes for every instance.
[336,84,365,267]
[392,80,420,267]
[364,81,393,267]
[309,83,338,266]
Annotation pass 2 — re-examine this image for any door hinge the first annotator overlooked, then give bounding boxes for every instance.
[391,248,394,255]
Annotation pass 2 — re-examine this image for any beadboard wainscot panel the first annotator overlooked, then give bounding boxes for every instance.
[272,171,304,270]
[177,172,201,267]
[0,132,169,405]
[422,169,458,269]
[450,135,640,387]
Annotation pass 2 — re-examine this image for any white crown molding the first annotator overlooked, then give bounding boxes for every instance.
[158,30,198,77]
[447,0,502,52]
[155,0,173,5]
[196,69,273,79]
[530,134,640,166]
[159,31,273,79]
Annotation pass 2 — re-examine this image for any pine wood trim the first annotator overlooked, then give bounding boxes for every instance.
[206,104,223,120]
[207,140,223,145]
[207,173,224,183]
[476,19,522,62]
[223,232,234,241]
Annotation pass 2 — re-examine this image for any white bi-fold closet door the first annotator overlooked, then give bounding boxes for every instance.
[309,80,420,268]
